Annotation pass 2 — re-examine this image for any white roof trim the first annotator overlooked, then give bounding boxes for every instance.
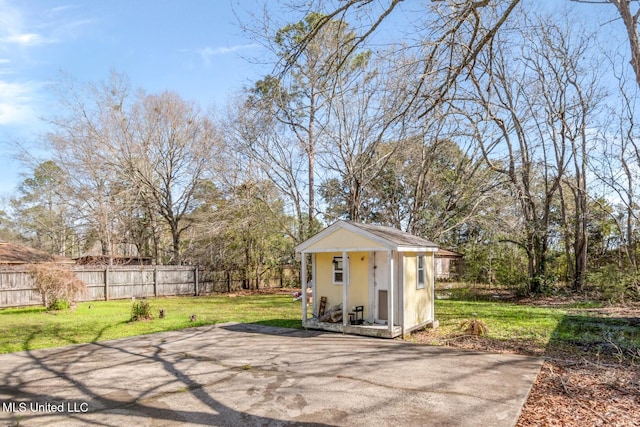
[299,246,390,254]
[295,220,437,254]
[295,221,395,253]
[397,246,439,253]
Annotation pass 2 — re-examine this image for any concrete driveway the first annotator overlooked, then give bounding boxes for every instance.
[0,323,542,426]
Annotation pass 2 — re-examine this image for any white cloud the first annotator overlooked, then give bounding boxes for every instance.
[0,1,85,128]
[50,5,76,14]
[194,43,260,66]
[50,18,93,41]
[0,80,41,125]
[0,0,23,37]
[1,33,49,46]
[0,1,63,50]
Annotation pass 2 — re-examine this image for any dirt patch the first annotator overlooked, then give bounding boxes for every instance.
[518,358,639,426]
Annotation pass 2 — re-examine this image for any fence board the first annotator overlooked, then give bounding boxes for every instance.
[0,265,292,308]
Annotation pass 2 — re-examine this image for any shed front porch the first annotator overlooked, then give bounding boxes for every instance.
[302,318,403,339]
[295,221,439,339]
[300,249,403,338]
[302,318,439,339]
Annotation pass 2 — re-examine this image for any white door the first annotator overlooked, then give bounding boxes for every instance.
[374,251,389,323]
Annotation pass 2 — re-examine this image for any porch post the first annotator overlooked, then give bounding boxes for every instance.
[388,251,394,334]
[301,252,307,322]
[368,251,375,323]
[342,251,348,327]
[311,253,317,315]
[431,252,436,320]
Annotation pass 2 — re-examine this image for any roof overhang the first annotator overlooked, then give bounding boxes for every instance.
[296,221,395,254]
[295,220,438,254]
[397,246,439,253]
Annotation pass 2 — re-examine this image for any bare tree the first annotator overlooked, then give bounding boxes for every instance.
[123,91,221,264]
[227,90,309,242]
[573,0,640,88]
[465,17,562,292]
[526,19,603,290]
[465,11,603,291]
[43,72,138,261]
[254,12,359,237]
[272,0,521,120]
[591,56,640,270]
[40,73,220,264]
[319,53,413,223]
[239,12,377,237]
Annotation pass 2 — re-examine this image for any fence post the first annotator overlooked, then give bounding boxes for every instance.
[153,266,158,297]
[194,266,199,296]
[226,270,230,293]
[104,267,109,301]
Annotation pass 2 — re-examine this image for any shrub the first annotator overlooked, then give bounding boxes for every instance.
[459,318,489,336]
[131,299,153,321]
[587,266,640,303]
[517,274,558,297]
[30,264,87,311]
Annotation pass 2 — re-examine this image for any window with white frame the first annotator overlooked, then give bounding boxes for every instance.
[332,256,344,285]
[417,255,426,289]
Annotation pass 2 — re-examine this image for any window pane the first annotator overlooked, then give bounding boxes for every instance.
[333,256,344,284]
[417,255,426,289]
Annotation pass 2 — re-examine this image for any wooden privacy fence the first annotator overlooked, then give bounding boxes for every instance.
[0,265,294,309]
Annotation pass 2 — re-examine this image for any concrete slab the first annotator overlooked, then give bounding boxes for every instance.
[0,323,542,426]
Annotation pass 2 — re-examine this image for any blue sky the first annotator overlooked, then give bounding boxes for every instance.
[0,0,629,200]
[0,0,270,195]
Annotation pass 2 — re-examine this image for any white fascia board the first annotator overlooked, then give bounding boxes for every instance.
[299,247,390,254]
[396,246,439,253]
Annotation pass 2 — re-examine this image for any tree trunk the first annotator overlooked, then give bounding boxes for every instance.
[170,221,181,265]
[611,0,640,89]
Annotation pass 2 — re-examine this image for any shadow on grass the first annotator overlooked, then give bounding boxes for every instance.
[430,290,640,364]
[436,286,514,303]
[549,313,640,361]
[8,322,127,354]
[0,306,46,315]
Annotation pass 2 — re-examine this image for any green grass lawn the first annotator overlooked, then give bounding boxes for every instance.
[433,299,566,344]
[430,298,639,357]
[0,294,302,354]
[1,293,637,357]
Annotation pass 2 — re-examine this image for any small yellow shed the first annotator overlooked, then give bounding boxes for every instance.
[295,220,439,338]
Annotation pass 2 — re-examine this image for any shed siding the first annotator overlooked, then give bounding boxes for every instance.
[425,253,435,320]
[403,253,434,329]
[314,253,344,312]
[314,251,370,319]
[347,252,370,319]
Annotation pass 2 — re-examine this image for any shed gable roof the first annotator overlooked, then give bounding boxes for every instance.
[295,220,438,253]
[346,221,438,248]
[435,248,464,258]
